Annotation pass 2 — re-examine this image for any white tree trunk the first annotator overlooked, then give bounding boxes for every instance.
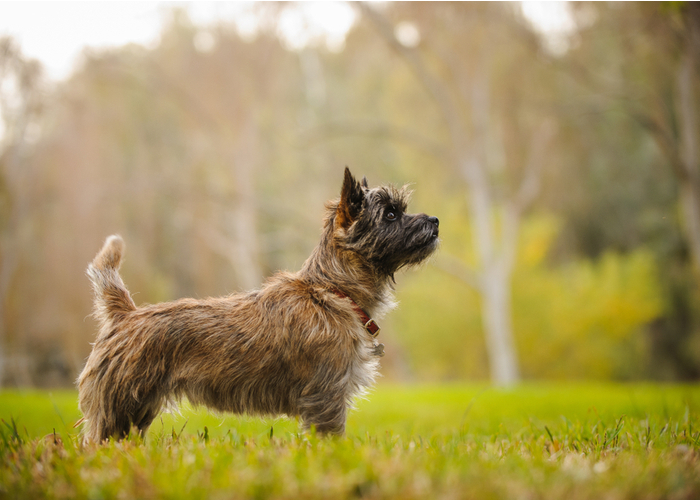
[200,115,263,291]
[463,154,521,386]
[481,265,520,385]
[229,116,263,290]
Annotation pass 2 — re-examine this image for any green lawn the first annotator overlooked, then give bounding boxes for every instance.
[1,383,699,499]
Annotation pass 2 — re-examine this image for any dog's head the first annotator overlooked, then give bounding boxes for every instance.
[330,167,439,278]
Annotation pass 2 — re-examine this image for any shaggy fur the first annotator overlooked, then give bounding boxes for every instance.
[77,168,439,442]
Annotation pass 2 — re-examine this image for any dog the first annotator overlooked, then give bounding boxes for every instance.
[77,168,439,441]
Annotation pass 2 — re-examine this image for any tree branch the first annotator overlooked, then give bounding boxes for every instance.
[357,2,467,156]
[302,120,448,160]
[432,253,482,291]
[512,119,556,215]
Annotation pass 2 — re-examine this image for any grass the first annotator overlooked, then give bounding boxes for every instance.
[0,382,699,499]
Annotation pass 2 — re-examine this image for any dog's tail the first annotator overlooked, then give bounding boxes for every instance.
[87,235,136,329]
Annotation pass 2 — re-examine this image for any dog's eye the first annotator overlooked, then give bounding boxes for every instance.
[385,211,397,221]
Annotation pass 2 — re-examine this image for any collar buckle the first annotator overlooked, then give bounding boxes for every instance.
[330,288,381,339]
[364,319,381,337]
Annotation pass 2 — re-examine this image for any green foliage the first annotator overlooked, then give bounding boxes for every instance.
[514,217,664,379]
[395,214,664,380]
[0,384,699,499]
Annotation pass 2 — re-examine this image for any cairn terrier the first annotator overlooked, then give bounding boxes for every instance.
[77,168,439,441]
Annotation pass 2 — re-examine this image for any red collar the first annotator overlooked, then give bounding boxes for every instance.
[330,289,381,337]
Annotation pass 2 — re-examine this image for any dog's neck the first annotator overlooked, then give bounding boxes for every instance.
[299,231,395,319]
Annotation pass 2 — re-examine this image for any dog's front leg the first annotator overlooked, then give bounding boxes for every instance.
[299,391,347,436]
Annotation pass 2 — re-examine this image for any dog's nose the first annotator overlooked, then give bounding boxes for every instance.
[428,216,439,227]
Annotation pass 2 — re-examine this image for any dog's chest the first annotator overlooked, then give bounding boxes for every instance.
[345,335,380,399]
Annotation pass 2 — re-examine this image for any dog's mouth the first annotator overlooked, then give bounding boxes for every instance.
[425,216,440,244]
[423,230,440,253]
[426,215,439,240]
[408,221,440,260]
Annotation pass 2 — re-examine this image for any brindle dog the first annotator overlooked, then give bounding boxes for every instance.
[77,168,439,441]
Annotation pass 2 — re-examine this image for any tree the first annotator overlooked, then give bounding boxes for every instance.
[0,37,45,384]
[559,1,700,378]
[358,3,557,385]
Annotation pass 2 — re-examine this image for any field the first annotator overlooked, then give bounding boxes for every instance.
[1,383,699,499]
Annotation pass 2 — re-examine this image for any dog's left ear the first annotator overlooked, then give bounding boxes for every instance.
[337,167,364,229]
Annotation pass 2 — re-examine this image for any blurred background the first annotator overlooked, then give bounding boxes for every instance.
[0,1,698,388]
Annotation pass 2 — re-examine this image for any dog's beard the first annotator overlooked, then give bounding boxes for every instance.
[357,224,439,277]
[403,230,440,267]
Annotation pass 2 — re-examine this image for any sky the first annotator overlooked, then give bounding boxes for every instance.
[0,1,573,82]
[2,2,169,80]
[0,1,357,81]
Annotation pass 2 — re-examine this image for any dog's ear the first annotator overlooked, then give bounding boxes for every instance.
[337,167,364,229]
[361,176,369,189]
